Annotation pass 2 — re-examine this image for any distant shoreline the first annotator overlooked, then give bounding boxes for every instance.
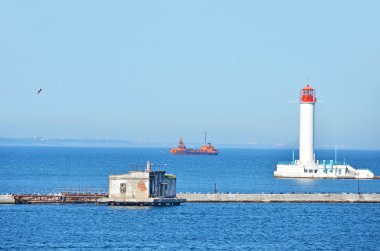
[0,145,379,152]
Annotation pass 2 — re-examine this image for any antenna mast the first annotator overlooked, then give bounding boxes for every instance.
[204,132,207,144]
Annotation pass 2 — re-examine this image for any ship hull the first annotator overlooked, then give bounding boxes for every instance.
[170,151,218,155]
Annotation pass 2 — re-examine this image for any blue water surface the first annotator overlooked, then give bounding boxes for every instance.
[0,147,379,194]
[0,147,380,250]
[1,203,379,250]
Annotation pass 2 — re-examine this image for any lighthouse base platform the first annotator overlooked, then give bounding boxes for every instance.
[275,160,374,179]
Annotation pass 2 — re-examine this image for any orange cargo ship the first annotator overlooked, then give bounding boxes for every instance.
[170,135,219,155]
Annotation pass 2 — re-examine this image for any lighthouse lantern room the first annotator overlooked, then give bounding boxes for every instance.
[300,85,316,103]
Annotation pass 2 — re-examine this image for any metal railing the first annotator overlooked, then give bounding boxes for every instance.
[128,163,168,172]
[277,160,348,166]
[53,188,106,194]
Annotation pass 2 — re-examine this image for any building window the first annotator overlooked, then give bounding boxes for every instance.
[120,183,126,193]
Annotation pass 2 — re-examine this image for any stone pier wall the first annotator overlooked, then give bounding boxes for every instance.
[177,193,380,203]
[2,193,380,204]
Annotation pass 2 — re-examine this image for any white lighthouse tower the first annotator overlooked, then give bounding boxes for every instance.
[299,84,316,164]
[274,83,374,179]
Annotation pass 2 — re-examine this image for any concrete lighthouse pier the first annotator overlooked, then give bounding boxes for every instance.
[274,84,375,179]
[177,193,380,203]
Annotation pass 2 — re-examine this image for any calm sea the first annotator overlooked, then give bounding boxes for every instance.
[1,147,379,250]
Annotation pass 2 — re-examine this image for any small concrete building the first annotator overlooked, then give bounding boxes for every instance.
[99,161,184,206]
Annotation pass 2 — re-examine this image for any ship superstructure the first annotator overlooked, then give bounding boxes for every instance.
[274,84,374,179]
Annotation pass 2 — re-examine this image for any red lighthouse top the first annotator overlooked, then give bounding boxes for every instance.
[300,84,317,103]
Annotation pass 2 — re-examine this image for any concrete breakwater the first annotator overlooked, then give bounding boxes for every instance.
[2,193,380,204]
[177,193,380,203]
[0,193,106,204]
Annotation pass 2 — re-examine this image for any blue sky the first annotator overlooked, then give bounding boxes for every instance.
[0,1,379,149]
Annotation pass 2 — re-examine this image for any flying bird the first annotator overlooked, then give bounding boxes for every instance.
[37,89,42,94]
